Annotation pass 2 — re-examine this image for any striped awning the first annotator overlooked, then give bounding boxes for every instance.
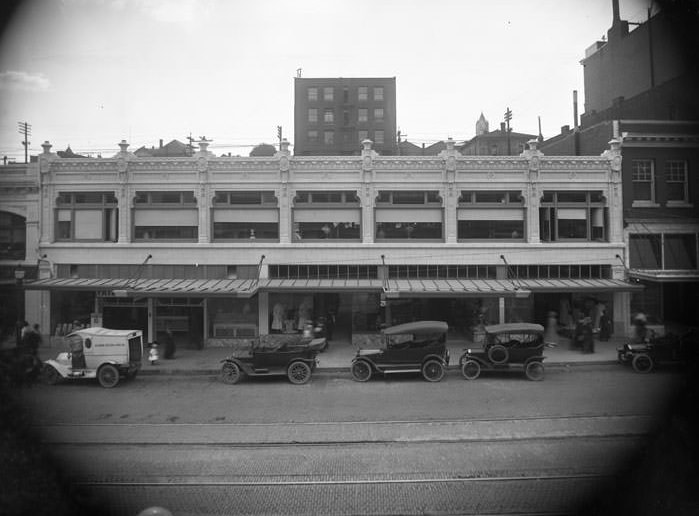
[23,277,259,297]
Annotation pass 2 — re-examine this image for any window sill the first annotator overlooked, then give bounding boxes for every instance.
[631,201,660,208]
[665,201,694,208]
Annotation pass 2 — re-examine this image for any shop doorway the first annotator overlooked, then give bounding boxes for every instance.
[103,305,149,341]
[155,298,204,350]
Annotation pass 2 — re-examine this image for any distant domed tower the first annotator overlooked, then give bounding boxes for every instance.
[475,112,489,136]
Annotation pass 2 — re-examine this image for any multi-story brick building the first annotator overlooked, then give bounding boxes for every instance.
[540,0,699,332]
[294,77,397,156]
[18,137,641,350]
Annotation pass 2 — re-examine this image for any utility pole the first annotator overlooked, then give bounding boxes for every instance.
[18,121,31,163]
[503,108,512,155]
[277,125,283,151]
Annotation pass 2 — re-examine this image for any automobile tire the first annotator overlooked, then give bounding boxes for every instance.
[351,360,372,382]
[97,364,120,388]
[221,362,243,384]
[42,365,60,385]
[287,361,312,385]
[487,344,509,365]
[422,359,445,382]
[632,353,654,374]
[461,359,481,380]
[525,360,545,381]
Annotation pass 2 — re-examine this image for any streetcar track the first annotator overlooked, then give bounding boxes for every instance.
[74,472,613,487]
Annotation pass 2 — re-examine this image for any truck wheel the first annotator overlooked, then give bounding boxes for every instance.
[221,362,243,384]
[632,353,654,374]
[525,361,545,381]
[351,360,372,382]
[461,360,481,380]
[422,359,445,382]
[97,364,120,388]
[42,365,60,385]
[287,361,312,385]
[487,344,509,364]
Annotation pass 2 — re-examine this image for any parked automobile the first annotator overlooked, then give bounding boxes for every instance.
[617,329,698,373]
[42,328,144,388]
[459,323,550,381]
[220,335,325,385]
[350,320,449,382]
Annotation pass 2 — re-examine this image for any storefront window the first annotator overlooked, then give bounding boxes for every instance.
[351,292,382,332]
[376,222,442,240]
[209,297,258,338]
[269,293,316,334]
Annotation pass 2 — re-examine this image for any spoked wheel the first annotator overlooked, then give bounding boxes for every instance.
[632,353,654,374]
[525,360,545,381]
[461,359,481,380]
[351,360,372,382]
[220,362,243,384]
[97,364,120,388]
[422,359,445,382]
[287,361,312,385]
[42,365,61,385]
[487,344,509,365]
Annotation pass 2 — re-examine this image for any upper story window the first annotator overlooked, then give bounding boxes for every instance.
[630,233,697,270]
[343,88,349,103]
[212,191,279,242]
[539,191,607,242]
[294,191,359,204]
[376,191,441,205]
[323,109,334,123]
[307,87,318,101]
[373,87,384,101]
[374,130,384,144]
[56,191,118,242]
[631,159,655,204]
[358,130,368,143]
[324,131,334,145]
[0,211,26,260]
[358,108,368,123]
[133,191,197,241]
[457,191,524,241]
[374,108,384,121]
[308,108,318,123]
[135,191,196,205]
[323,87,333,101]
[358,86,368,101]
[666,160,688,203]
[307,130,318,143]
[213,191,276,205]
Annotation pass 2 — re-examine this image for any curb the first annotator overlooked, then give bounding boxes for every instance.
[137,361,620,377]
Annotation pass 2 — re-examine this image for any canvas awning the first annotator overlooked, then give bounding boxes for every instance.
[258,278,384,291]
[23,277,260,298]
[382,277,643,298]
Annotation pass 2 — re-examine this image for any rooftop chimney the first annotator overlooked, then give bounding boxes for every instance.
[573,90,579,129]
[159,139,163,148]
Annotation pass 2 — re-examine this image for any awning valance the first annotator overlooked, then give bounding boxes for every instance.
[23,277,259,297]
[258,278,383,291]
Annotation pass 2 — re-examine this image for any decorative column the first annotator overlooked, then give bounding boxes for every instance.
[361,139,377,243]
[39,141,56,245]
[522,139,543,243]
[195,138,213,243]
[439,138,459,243]
[602,138,624,244]
[116,140,133,243]
[276,139,292,243]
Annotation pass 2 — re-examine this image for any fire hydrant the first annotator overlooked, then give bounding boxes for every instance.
[148,342,159,365]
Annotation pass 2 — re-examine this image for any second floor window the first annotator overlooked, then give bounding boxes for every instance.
[323,87,333,101]
[666,160,688,203]
[56,191,118,242]
[324,109,334,123]
[308,108,318,123]
[632,160,655,203]
[307,87,318,101]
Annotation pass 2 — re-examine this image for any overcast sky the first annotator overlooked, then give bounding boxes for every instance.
[0,0,653,160]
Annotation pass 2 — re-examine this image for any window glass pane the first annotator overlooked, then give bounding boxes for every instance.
[358,87,368,101]
[557,218,587,239]
[374,108,384,121]
[557,191,587,203]
[373,87,384,101]
[324,131,334,144]
[308,108,318,123]
[311,192,342,203]
[74,210,103,239]
[629,234,661,268]
[392,191,424,204]
[324,109,334,123]
[323,87,333,101]
[458,220,524,239]
[475,191,506,203]
[213,222,278,240]
[664,234,697,269]
[374,130,384,144]
[358,108,368,122]
[358,130,368,142]
[295,222,360,240]
[308,130,318,143]
[376,222,442,239]
[307,87,317,101]
[229,192,261,204]
[75,192,104,204]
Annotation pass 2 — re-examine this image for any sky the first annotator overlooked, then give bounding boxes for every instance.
[0,0,655,161]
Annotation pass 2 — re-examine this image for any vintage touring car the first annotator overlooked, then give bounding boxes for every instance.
[350,321,450,382]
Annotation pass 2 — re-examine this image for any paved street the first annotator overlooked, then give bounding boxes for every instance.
[3,365,698,515]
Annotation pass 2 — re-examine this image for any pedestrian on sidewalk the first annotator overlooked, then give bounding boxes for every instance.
[162,327,175,359]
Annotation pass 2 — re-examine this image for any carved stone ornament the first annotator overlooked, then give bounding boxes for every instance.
[446,155,456,171]
[197,157,207,173]
[279,155,289,172]
[117,157,128,173]
[611,155,621,171]
[39,157,50,174]
[529,155,540,171]
[363,155,372,171]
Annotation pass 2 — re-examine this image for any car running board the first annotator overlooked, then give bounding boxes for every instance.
[383,368,421,374]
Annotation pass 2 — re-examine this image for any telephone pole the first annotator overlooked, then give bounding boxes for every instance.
[277,125,283,151]
[503,108,512,155]
[18,121,31,163]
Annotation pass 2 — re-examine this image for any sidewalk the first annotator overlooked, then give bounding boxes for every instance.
[36,334,623,376]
